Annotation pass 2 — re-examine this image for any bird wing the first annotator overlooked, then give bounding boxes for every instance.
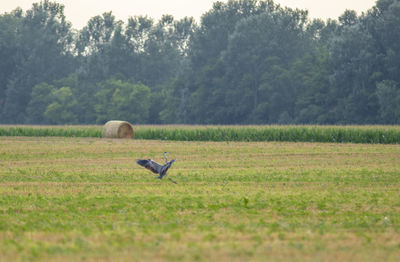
[136,159,163,174]
[159,159,176,178]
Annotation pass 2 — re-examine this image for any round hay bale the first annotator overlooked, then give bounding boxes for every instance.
[102,121,134,139]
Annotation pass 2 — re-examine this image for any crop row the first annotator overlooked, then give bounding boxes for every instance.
[0,125,399,144]
[0,125,101,138]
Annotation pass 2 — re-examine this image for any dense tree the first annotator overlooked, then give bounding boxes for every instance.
[94,77,151,124]
[326,0,400,124]
[0,11,20,114]
[1,0,400,125]
[44,87,78,124]
[1,0,75,123]
[76,12,122,79]
[26,82,55,124]
[376,80,400,123]
[222,7,309,123]
[293,47,332,123]
[181,0,279,124]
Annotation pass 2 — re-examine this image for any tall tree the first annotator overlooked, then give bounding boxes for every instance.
[0,11,20,116]
[328,13,379,123]
[2,0,74,123]
[222,7,309,123]
[181,0,278,124]
[76,11,122,80]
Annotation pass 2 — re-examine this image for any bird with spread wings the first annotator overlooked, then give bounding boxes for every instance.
[136,152,177,184]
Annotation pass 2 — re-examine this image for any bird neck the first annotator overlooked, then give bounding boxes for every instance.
[163,153,168,163]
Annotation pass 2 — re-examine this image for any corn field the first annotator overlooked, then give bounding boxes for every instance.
[0,125,399,144]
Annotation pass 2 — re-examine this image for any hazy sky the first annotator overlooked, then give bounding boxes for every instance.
[0,0,377,29]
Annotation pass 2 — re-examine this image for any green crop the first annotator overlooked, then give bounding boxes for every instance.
[0,125,101,138]
[1,125,399,144]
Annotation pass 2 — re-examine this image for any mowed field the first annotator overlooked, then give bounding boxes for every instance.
[0,136,399,261]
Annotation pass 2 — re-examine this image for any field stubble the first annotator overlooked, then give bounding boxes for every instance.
[0,136,399,261]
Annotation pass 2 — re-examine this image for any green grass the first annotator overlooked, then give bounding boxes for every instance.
[1,125,400,144]
[0,137,399,261]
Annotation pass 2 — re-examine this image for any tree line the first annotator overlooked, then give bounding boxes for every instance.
[0,0,399,125]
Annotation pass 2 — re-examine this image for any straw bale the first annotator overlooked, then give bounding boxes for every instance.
[102,120,134,139]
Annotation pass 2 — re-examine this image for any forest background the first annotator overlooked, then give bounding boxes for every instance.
[0,0,399,125]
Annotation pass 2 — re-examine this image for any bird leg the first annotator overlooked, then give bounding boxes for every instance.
[167,177,178,184]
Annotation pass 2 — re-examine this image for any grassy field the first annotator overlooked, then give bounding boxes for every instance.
[0,136,399,261]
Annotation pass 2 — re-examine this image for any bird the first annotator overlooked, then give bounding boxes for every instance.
[136,152,177,184]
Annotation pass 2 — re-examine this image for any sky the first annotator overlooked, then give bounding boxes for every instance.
[0,0,377,29]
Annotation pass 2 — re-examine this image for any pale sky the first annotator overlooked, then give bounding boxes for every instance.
[0,0,377,29]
